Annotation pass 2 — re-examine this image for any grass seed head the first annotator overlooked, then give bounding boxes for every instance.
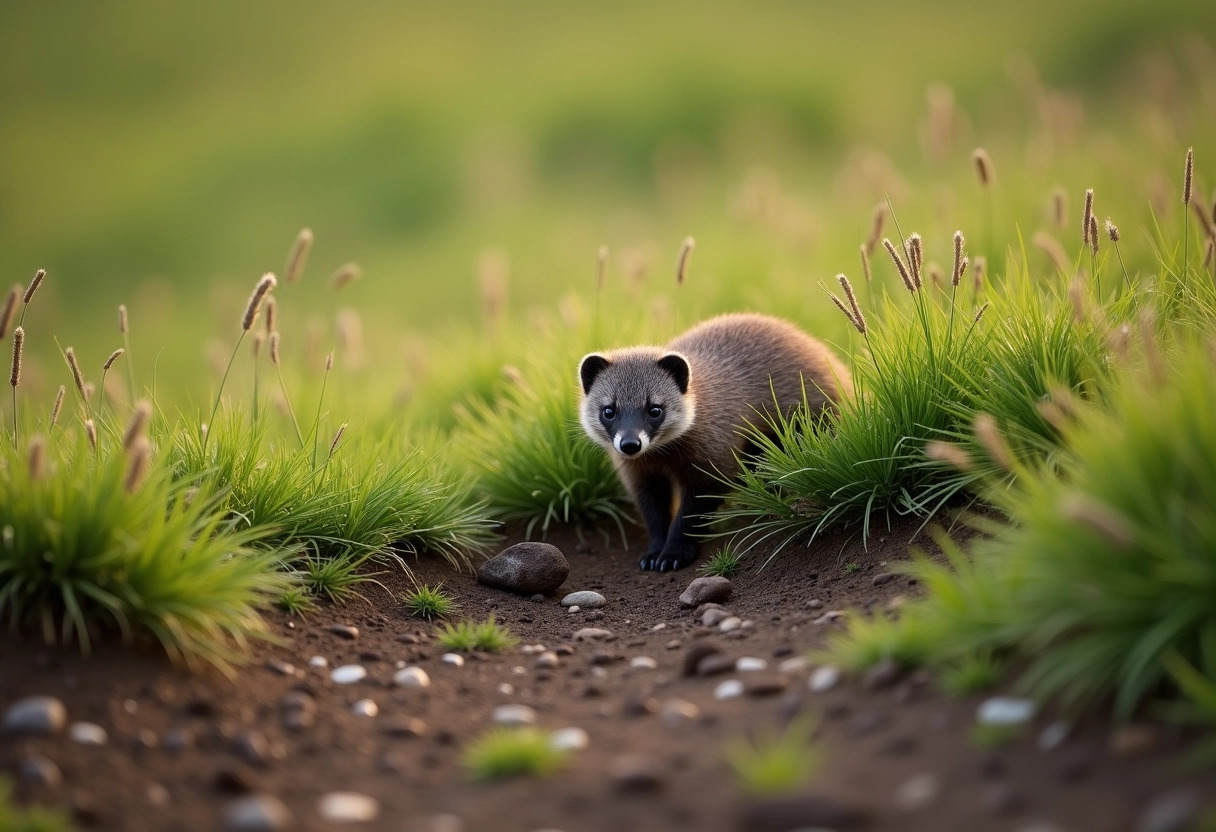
[1205,236,1215,269]
[972,148,993,186]
[1192,201,1216,241]
[9,326,23,387]
[330,262,362,291]
[1082,188,1095,246]
[269,331,281,367]
[837,274,866,334]
[925,440,973,471]
[265,296,276,334]
[285,228,313,284]
[22,269,46,305]
[973,256,986,293]
[865,202,886,254]
[27,434,46,480]
[951,230,965,286]
[1183,146,1193,206]
[124,437,151,493]
[882,237,916,293]
[64,347,86,400]
[973,301,990,323]
[1061,494,1135,549]
[0,285,19,340]
[828,292,860,333]
[1032,231,1069,274]
[1105,219,1120,243]
[329,423,347,457]
[84,418,97,452]
[325,351,334,372]
[251,331,265,359]
[973,412,1013,472]
[50,385,65,428]
[1051,186,1067,229]
[676,236,695,286]
[242,273,277,331]
[1088,215,1099,255]
[1068,277,1088,323]
[103,348,124,372]
[118,304,129,334]
[906,233,924,288]
[123,399,153,450]
[860,244,872,283]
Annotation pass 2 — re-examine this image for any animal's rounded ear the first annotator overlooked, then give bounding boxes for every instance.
[579,354,611,394]
[656,353,691,394]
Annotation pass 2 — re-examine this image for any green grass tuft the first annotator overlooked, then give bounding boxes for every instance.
[698,545,743,578]
[463,727,568,780]
[404,583,456,620]
[437,614,519,653]
[0,777,73,832]
[724,716,822,796]
[939,652,1004,696]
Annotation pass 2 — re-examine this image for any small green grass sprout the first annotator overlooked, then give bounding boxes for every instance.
[939,652,1004,696]
[0,777,73,832]
[724,716,822,796]
[843,562,860,575]
[821,609,936,672]
[698,545,743,578]
[277,585,317,617]
[463,727,568,780]
[404,583,456,620]
[438,615,518,652]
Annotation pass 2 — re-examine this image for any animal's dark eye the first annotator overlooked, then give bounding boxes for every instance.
[602,406,616,420]
[648,405,663,419]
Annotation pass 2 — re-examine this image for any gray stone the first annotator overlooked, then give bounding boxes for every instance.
[629,656,657,670]
[492,704,537,726]
[744,675,789,697]
[224,794,292,830]
[609,754,665,792]
[318,792,380,823]
[68,721,108,745]
[714,679,744,700]
[872,571,898,586]
[696,654,737,677]
[682,641,723,676]
[3,696,67,734]
[894,772,940,811]
[233,732,272,766]
[351,699,378,718]
[718,616,743,633]
[477,542,570,594]
[393,666,431,688]
[573,627,614,642]
[977,697,1037,726]
[560,590,606,608]
[735,657,767,672]
[701,608,733,627]
[18,754,62,788]
[679,576,733,608]
[808,666,841,692]
[326,624,359,640]
[659,699,700,726]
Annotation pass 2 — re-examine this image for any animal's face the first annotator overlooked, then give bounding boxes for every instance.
[577,350,695,458]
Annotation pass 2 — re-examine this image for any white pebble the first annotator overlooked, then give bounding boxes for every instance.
[591,666,608,678]
[718,616,742,633]
[808,665,841,692]
[392,666,430,688]
[651,623,667,631]
[1037,720,1071,751]
[497,683,514,696]
[561,590,607,608]
[351,700,378,718]
[629,656,658,670]
[895,772,940,810]
[330,665,367,685]
[512,665,527,675]
[714,679,744,700]
[549,726,590,752]
[520,644,547,655]
[778,656,809,675]
[977,696,1036,726]
[68,722,107,745]
[659,699,700,726]
[492,704,537,726]
[735,657,767,672]
[567,605,581,614]
[318,791,380,823]
[441,653,465,667]
[308,656,328,669]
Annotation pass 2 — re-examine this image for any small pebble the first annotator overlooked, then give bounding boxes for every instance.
[331,665,367,685]
[696,654,737,677]
[318,792,380,823]
[744,675,789,697]
[393,666,431,688]
[609,754,665,792]
[2,696,67,734]
[813,610,846,625]
[872,571,897,586]
[1037,720,1071,751]
[265,660,297,676]
[326,624,360,640]
[308,656,328,669]
[535,651,560,669]
[224,794,292,830]
[701,608,732,627]
[977,697,1037,726]
[352,699,378,718]
[561,591,607,609]
[679,576,733,608]
[381,717,429,738]
[497,683,515,696]
[549,727,590,752]
[162,727,194,752]
[805,599,824,609]
[808,666,841,692]
[567,605,581,613]
[659,699,700,726]
[735,657,767,672]
[629,656,658,670]
[778,656,809,674]
[492,705,537,726]
[573,628,614,642]
[894,772,941,811]
[18,755,62,788]
[68,721,108,745]
[718,616,742,633]
[441,653,465,667]
[714,679,744,700]
[651,623,667,631]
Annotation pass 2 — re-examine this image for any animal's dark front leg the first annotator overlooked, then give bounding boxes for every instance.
[651,479,723,572]
[628,473,674,571]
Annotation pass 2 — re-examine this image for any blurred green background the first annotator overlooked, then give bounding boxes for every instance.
[2,0,1213,406]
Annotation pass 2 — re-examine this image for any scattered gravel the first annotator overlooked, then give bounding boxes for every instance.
[477,542,570,594]
[492,704,538,726]
[394,667,431,688]
[561,591,607,609]
[330,665,367,685]
[318,791,380,823]
[3,696,67,734]
[679,576,733,608]
[224,794,293,830]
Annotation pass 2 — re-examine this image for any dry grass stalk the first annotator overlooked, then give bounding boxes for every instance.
[123,400,153,451]
[864,203,886,255]
[951,231,965,286]
[1088,215,1100,256]
[924,440,973,471]
[328,423,347,458]
[269,332,281,367]
[325,351,334,372]
[124,438,150,493]
[27,434,46,480]
[285,228,313,284]
[860,244,872,283]
[1106,323,1131,361]
[1051,186,1067,229]
[1032,231,1070,274]
[928,263,944,290]
[597,245,609,292]
[330,262,362,291]
[84,419,97,453]
[1061,494,1134,548]
[118,304,129,335]
[972,148,993,186]
[882,238,916,292]
[1082,188,1095,246]
[242,273,277,331]
[1183,146,1194,206]
[1104,219,1120,242]
[22,269,46,305]
[0,285,19,340]
[676,236,695,286]
[50,385,66,428]
[103,348,124,372]
[9,326,23,387]
[83,382,94,402]
[478,252,508,326]
[973,412,1014,472]
[973,301,990,323]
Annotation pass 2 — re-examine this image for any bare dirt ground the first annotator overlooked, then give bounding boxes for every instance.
[2,518,1213,832]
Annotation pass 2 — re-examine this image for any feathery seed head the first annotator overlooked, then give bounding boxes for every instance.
[242,273,277,331]
[252,331,265,359]
[951,230,965,286]
[1183,146,1193,206]
[123,399,152,451]
[828,293,860,332]
[285,228,313,284]
[676,236,695,286]
[329,423,347,458]
[64,347,86,400]
[925,440,973,471]
[973,256,986,293]
[265,296,276,334]
[1032,231,1069,274]
[860,244,872,283]
[27,435,46,480]
[325,351,334,372]
[269,331,281,367]
[50,385,66,428]
[973,412,1013,472]
[9,326,23,388]
[972,148,993,186]
[22,269,46,305]
[84,419,98,452]
[882,237,916,292]
[1061,494,1134,549]
[837,273,866,334]
[906,233,924,288]
[973,301,990,324]
[1104,219,1119,243]
[0,285,19,340]
[118,304,129,334]
[330,262,362,291]
[1068,278,1088,323]
[865,203,886,254]
[103,348,124,372]
[1082,188,1095,245]
[1051,186,1067,229]
[124,437,151,493]
[1088,214,1099,255]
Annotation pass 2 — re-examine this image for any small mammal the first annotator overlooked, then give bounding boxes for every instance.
[578,312,852,572]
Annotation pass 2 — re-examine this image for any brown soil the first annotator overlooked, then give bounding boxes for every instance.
[2,518,1213,832]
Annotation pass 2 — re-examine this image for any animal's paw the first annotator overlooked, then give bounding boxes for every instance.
[638,547,697,573]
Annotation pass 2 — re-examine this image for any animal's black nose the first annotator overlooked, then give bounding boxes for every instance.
[619,438,642,455]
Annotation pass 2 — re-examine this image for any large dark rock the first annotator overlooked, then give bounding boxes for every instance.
[477,542,570,594]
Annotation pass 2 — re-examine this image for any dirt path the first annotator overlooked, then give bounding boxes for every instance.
[2,519,1213,831]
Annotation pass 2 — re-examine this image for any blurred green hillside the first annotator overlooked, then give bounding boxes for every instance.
[1,1,1214,403]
